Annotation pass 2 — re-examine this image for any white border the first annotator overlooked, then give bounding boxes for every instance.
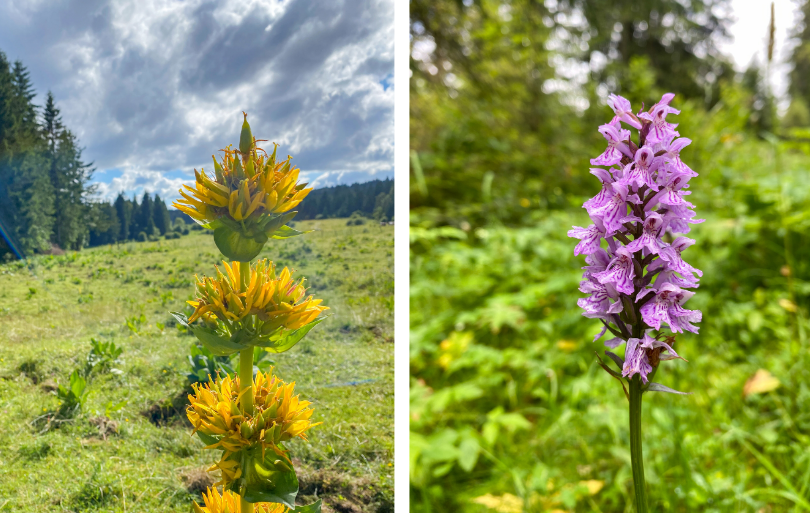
[393,0,410,510]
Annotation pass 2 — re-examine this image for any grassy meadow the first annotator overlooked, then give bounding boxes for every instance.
[0,218,394,512]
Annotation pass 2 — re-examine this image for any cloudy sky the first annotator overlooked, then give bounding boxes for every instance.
[0,0,394,203]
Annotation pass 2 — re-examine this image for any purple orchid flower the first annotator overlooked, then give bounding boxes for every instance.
[608,94,643,129]
[570,92,700,386]
[620,146,661,191]
[591,120,633,166]
[593,246,636,295]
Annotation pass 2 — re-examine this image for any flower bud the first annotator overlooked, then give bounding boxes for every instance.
[239,112,253,155]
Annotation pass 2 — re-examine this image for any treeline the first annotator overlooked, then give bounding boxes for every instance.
[408,0,803,224]
[296,178,394,221]
[86,192,193,246]
[0,51,94,257]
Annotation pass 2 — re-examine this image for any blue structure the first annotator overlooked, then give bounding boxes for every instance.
[0,214,24,260]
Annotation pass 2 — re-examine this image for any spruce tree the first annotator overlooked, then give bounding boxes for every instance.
[153,194,171,235]
[136,192,156,237]
[1,60,54,253]
[113,192,129,241]
[87,201,120,246]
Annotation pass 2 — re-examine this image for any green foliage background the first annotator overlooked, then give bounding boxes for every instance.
[410,0,810,511]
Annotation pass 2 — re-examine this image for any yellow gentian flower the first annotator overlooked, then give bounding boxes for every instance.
[193,487,288,513]
[187,369,320,486]
[173,113,312,226]
[187,259,327,333]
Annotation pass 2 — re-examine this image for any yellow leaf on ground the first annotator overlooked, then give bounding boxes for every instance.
[744,369,781,397]
[471,493,523,513]
[580,479,605,495]
[556,340,577,352]
[779,298,797,312]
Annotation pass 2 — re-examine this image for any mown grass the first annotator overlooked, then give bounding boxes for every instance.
[0,218,393,512]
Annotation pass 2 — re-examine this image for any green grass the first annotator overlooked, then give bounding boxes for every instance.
[0,218,394,512]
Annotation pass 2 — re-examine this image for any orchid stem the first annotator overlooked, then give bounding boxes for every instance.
[629,374,649,513]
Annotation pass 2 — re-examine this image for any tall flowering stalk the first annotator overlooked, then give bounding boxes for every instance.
[172,114,326,513]
[569,93,701,512]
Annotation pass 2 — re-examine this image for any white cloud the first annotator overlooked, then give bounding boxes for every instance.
[0,0,394,203]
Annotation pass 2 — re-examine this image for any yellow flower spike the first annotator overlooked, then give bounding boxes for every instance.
[188,259,327,332]
[187,370,320,487]
[173,113,308,233]
[193,488,289,513]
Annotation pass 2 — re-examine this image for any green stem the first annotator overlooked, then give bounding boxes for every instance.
[240,493,254,513]
[239,347,254,413]
[236,260,254,513]
[236,260,254,415]
[629,375,648,513]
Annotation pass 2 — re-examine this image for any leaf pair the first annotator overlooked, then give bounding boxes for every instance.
[206,211,308,261]
[172,312,324,357]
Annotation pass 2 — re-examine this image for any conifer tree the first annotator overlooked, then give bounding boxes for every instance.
[1,59,54,253]
[153,194,171,235]
[135,192,156,237]
[113,192,129,241]
[87,201,120,246]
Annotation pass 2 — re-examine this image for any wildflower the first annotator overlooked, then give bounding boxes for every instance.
[639,93,680,144]
[186,259,327,340]
[186,370,320,486]
[608,94,642,129]
[591,120,632,166]
[587,182,630,235]
[619,146,660,191]
[621,332,681,383]
[173,113,312,260]
[592,246,636,295]
[569,92,701,384]
[567,222,604,257]
[193,487,288,513]
[623,213,666,255]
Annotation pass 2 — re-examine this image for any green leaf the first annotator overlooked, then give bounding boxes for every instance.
[292,499,322,513]
[594,352,628,400]
[645,382,690,395]
[242,450,299,508]
[261,211,298,235]
[256,319,324,353]
[604,351,625,372]
[190,324,245,356]
[457,436,480,472]
[69,370,86,398]
[270,224,312,240]
[170,311,190,327]
[195,432,221,446]
[214,226,265,261]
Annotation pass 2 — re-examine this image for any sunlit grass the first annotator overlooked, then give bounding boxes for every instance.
[0,218,393,512]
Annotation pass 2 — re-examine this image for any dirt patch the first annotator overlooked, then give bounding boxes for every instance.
[296,463,393,513]
[18,361,43,384]
[181,467,214,494]
[141,389,191,427]
[89,416,119,440]
[40,379,58,392]
[44,244,65,256]
[366,325,392,343]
